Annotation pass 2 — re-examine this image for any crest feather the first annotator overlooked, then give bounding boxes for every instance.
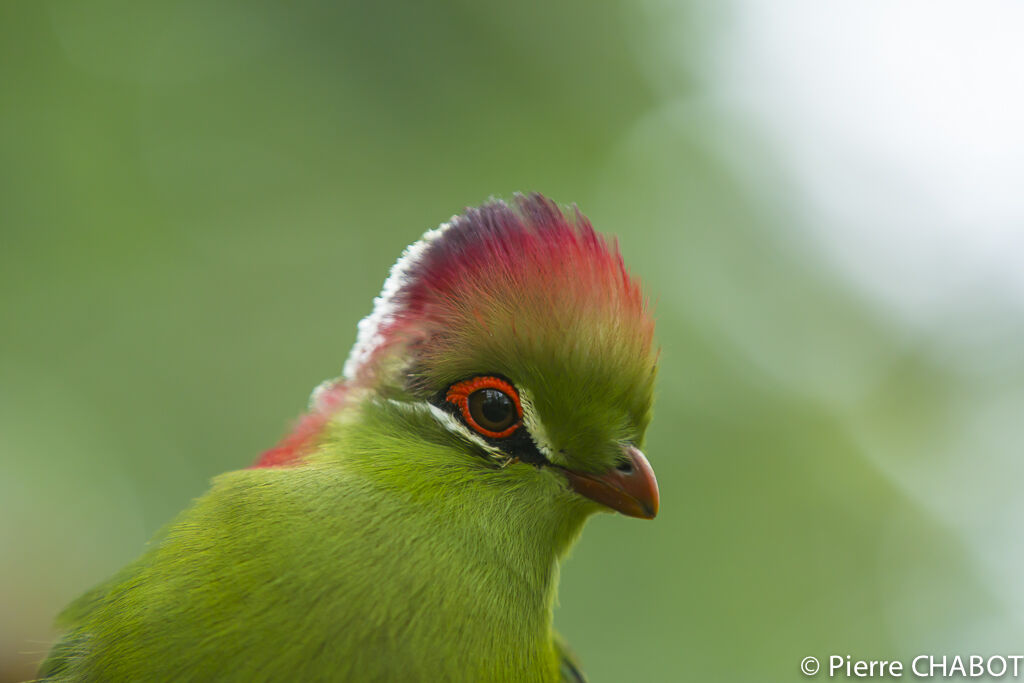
[342,192,653,389]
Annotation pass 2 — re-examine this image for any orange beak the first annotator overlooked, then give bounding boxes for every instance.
[559,445,659,519]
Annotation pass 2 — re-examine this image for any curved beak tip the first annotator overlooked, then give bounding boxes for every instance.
[562,446,660,520]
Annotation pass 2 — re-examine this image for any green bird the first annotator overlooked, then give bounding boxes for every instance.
[39,193,659,682]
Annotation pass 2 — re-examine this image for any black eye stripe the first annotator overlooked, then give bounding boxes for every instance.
[432,376,550,467]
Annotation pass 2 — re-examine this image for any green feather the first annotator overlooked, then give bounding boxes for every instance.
[40,401,601,681]
[40,196,653,682]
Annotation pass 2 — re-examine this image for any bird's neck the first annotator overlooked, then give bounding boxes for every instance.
[309,397,592,670]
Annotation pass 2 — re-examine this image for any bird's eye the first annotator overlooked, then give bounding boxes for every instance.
[445,376,523,438]
[469,389,516,432]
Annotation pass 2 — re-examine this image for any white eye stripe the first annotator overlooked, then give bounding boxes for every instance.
[381,398,498,454]
[514,388,556,460]
[381,390,558,468]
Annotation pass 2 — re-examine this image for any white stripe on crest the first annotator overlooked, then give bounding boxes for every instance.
[341,217,458,382]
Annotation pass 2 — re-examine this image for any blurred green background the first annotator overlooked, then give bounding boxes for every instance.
[4,2,1024,681]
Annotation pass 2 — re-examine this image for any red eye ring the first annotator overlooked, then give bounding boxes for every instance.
[445,376,523,439]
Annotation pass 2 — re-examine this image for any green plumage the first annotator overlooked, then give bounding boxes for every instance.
[43,402,587,680]
[39,195,657,682]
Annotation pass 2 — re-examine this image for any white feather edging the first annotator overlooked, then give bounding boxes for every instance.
[341,217,459,386]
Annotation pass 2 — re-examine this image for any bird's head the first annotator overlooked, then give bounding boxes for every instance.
[312,194,658,520]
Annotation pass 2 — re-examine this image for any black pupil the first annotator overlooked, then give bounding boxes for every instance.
[470,388,515,432]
